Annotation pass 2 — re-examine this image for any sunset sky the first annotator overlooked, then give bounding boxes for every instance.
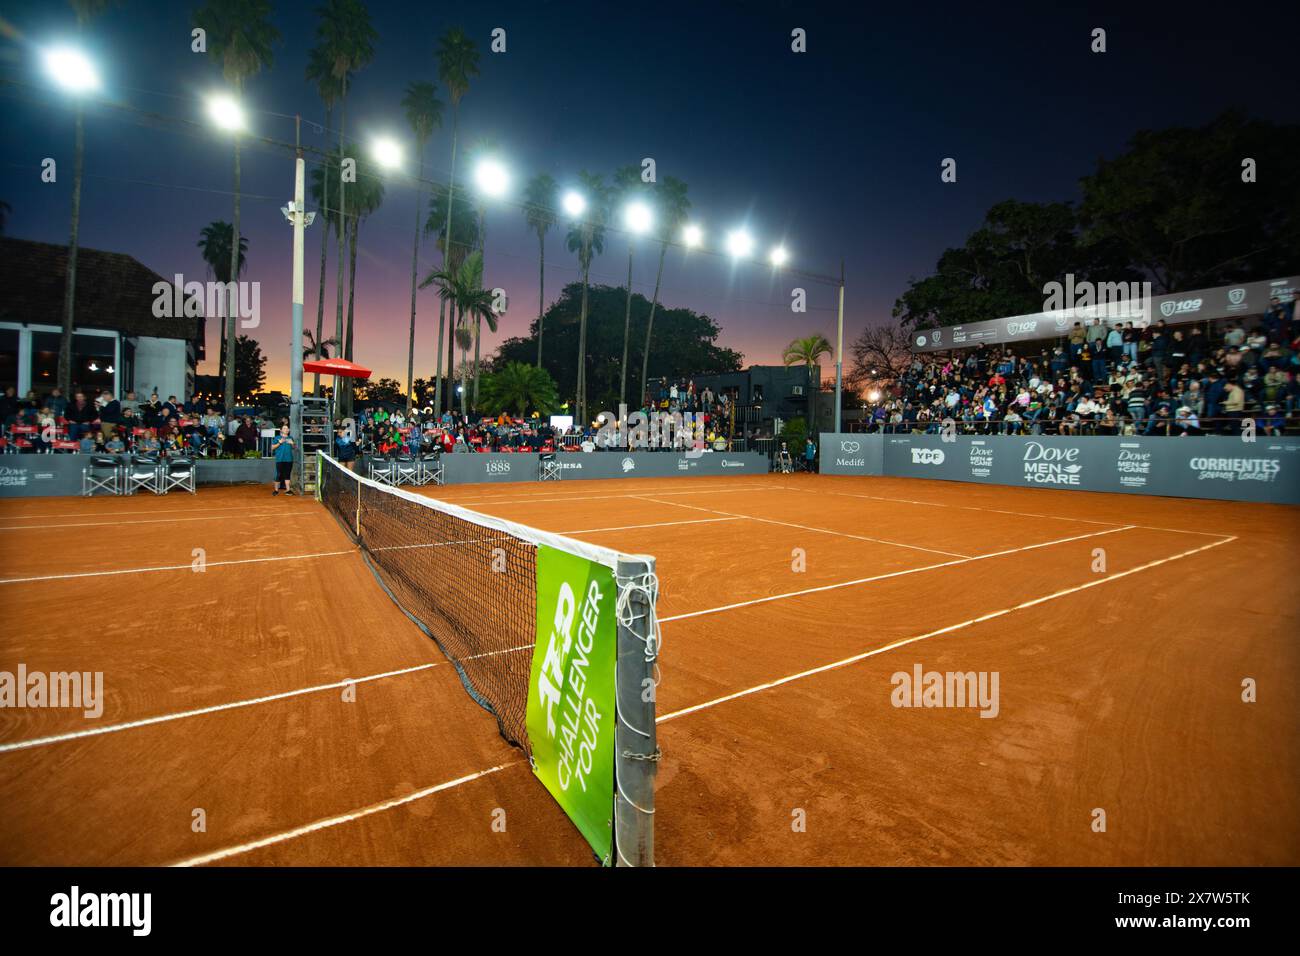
[3,1,1293,392]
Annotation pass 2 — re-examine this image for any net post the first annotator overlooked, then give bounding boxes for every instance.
[614,556,659,867]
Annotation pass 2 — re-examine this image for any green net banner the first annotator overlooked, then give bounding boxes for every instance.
[527,544,618,864]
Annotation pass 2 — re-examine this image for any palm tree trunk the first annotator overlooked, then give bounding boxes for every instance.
[446,302,457,415]
[536,233,545,368]
[405,138,424,413]
[335,76,348,417]
[577,260,591,425]
[435,296,447,414]
[343,215,359,418]
[438,108,459,415]
[472,208,485,409]
[57,105,84,398]
[313,105,333,398]
[458,305,469,418]
[620,244,633,409]
[472,316,482,411]
[224,131,241,412]
[808,362,818,432]
[640,241,667,408]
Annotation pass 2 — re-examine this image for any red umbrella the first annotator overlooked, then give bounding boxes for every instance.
[303,357,372,378]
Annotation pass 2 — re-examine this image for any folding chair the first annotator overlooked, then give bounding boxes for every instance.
[416,451,443,486]
[161,457,196,494]
[82,455,123,496]
[368,457,397,486]
[124,455,164,495]
[393,454,419,486]
[538,453,561,481]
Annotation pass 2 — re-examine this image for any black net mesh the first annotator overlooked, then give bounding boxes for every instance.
[319,456,538,754]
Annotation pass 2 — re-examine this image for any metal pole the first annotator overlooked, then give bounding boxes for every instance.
[614,556,659,867]
[290,117,306,491]
[834,259,845,436]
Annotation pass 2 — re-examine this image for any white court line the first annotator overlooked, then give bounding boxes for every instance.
[0,644,535,753]
[163,525,1233,865]
[656,533,1238,723]
[0,511,316,531]
[0,662,438,753]
[801,485,1231,538]
[0,503,289,520]
[170,761,521,867]
[562,516,742,534]
[637,494,972,560]
[0,548,354,585]
[440,483,778,507]
[2,526,1124,749]
[659,524,1134,623]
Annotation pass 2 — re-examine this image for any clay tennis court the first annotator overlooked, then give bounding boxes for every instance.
[1,472,1296,866]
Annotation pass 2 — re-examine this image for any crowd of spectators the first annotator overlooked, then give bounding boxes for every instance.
[0,387,281,457]
[335,399,755,460]
[861,306,1297,437]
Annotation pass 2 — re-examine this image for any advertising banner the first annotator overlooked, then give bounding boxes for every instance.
[819,433,1300,505]
[910,276,1298,354]
[526,544,618,864]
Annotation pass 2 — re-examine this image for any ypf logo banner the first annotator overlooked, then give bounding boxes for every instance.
[911,448,945,465]
[1022,441,1083,485]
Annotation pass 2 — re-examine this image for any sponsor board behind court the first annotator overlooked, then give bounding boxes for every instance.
[820,434,1300,504]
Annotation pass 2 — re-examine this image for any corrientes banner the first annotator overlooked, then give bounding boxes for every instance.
[527,545,618,863]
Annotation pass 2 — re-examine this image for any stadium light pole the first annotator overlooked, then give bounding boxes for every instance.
[562,190,586,417]
[470,157,510,410]
[282,117,315,493]
[43,45,100,399]
[621,200,653,407]
[835,260,845,435]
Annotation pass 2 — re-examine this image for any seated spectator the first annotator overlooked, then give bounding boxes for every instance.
[65,391,98,439]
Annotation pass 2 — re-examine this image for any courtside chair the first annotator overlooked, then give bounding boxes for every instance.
[82,455,124,496]
[538,453,561,481]
[368,457,397,487]
[417,450,444,486]
[125,454,165,495]
[162,457,196,494]
[393,454,419,486]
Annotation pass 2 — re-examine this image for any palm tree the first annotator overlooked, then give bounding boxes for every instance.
[305,42,343,397]
[480,362,559,417]
[400,80,443,414]
[193,0,280,413]
[612,164,646,409]
[424,184,479,413]
[566,170,610,425]
[195,221,247,382]
[640,176,690,406]
[302,329,340,360]
[57,0,116,397]
[341,146,385,416]
[522,173,557,368]
[422,250,491,416]
[312,0,376,409]
[782,333,833,433]
[434,27,480,413]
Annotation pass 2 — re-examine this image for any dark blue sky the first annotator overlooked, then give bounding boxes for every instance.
[2,0,1296,388]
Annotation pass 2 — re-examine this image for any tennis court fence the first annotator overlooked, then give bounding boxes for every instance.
[317,453,660,866]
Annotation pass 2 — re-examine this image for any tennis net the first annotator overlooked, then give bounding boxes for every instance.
[317,453,661,865]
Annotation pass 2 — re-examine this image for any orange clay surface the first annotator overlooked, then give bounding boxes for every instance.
[0,472,1296,866]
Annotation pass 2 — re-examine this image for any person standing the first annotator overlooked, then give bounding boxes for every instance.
[270,425,296,496]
